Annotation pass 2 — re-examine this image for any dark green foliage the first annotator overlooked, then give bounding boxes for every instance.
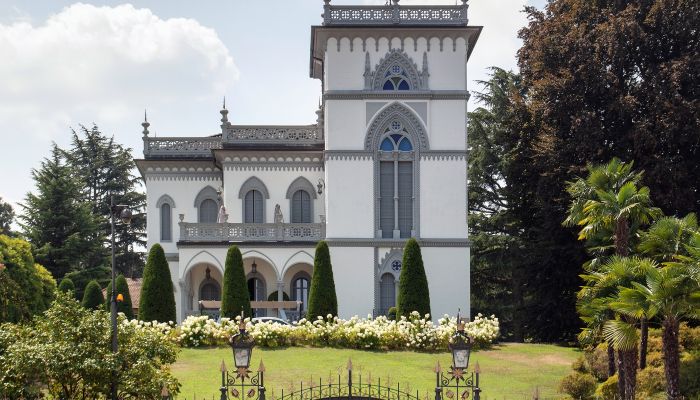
[387,307,397,321]
[138,244,175,322]
[220,246,251,319]
[64,265,111,301]
[105,274,134,319]
[0,197,14,235]
[20,146,103,279]
[81,280,104,310]
[267,291,290,301]
[396,238,430,318]
[63,125,147,277]
[0,235,55,322]
[307,241,337,319]
[58,278,75,294]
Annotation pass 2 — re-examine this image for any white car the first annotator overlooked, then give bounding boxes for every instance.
[251,317,290,325]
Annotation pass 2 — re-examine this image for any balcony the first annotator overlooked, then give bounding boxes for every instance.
[322,0,469,26]
[143,136,222,158]
[222,125,324,147]
[179,222,325,243]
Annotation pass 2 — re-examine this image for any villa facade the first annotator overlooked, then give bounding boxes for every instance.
[135,0,481,322]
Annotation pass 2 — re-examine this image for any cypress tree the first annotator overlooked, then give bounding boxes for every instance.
[397,238,431,318]
[81,280,104,310]
[307,241,337,319]
[58,278,75,294]
[139,244,175,322]
[220,246,251,319]
[105,274,134,319]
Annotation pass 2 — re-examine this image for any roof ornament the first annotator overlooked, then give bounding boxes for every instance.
[141,110,150,137]
[220,96,229,124]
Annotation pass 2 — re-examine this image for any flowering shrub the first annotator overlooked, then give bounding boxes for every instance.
[175,312,499,351]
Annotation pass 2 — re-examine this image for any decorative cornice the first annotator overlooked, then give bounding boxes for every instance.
[145,173,222,182]
[325,238,470,247]
[421,151,467,161]
[324,150,373,161]
[165,253,179,262]
[324,90,470,100]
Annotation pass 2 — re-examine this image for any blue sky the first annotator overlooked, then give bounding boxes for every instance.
[0,0,546,214]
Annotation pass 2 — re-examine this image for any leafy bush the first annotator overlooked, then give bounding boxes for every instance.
[397,238,430,318]
[559,372,596,399]
[0,293,180,399]
[58,277,75,294]
[637,366,666,398]
[176,312,499,351]
[81,280,104,310]
[681,351,700,397]
[680,325,700,351]
[594,374,618,400]
[220,245,250,319]
[139,244,176,323]
[307,241,337,320]
[105,274,134,319]
[64,265,111,300]
[387,306,397,321]
[584,343,609,381]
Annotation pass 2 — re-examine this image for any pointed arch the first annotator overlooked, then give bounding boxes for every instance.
[369,49,427,91]
[193,186,218,207]
[156,194,176,208]
[365,102,429,151]
[285,177,318,199]
[183,250,224,278]
[238,176,270,199]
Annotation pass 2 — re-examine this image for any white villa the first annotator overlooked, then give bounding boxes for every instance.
[136,0,481,323]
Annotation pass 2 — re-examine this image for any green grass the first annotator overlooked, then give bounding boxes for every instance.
[172,344,579,400]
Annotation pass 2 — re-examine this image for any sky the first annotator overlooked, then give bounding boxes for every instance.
[0,0,547,216]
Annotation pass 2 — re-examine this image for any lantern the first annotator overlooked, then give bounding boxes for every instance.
[449,319,472,370]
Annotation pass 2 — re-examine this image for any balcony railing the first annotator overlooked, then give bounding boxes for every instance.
[143,137,221,158]
[322,0,468,26]
[179,222,325,242]
[222,125,324,146]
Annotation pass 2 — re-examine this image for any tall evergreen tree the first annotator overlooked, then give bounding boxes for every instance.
[139,244,175,323]
[397,238,431,318]
[104,274,134,319]
[63,125,147,277]
[307,241,338,320]
[20,146,102,279]
[0,197,14,235]
[220,245,251,319]
[81,280,104,310]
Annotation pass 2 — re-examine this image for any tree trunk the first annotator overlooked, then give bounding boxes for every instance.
[621,347,638,400]
[662,316,682,400]
[639,317,648,370]
[614,218,630,256]
[607,342,616,377]
[616,349,626,400]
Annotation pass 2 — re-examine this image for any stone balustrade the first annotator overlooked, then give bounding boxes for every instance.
[222,125,323,145]
[179,222,325,242]
[322,0,469,26]
[143,137,222,158]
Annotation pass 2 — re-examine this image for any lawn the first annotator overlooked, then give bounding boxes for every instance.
[172,343,579,400]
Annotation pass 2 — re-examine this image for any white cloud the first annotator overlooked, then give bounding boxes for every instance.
[0,3,238,140]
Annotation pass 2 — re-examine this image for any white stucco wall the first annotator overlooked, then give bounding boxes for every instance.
[421,246,470,319]
[328,246,375,318]
[420,159,467,238]
[324,158,374,238]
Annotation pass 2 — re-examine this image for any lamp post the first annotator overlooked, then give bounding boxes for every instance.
[219,317,266,400]
[435,316,481,400]
[109,195,132,400]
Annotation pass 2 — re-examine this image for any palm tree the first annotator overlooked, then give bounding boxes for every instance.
[565,158,661,393]
[578,256,655,400]
[610,264,700,400]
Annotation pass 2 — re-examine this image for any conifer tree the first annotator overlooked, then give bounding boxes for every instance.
[81,280,104,310]
[220,245,251,319]
[307,241,337,319]
[104,274,134,319]
[20,146,102,279]
[138,244,175,322]
[58,277,75,294]
[397,238,431,318]
[0,197,14,235]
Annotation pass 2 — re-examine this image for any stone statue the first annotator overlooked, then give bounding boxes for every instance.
[274,204,283,223]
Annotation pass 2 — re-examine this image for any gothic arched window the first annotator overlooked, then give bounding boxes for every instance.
[378,120,414,239]
[379,273,396,315]
[244,190,264,223]
[382,64,411,91]
[291,190,312,223]
[291,273,311,312]
[156,194,175,242]
[199,199,218,223]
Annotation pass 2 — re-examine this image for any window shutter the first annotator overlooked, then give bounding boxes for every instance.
[397,161,413,238]
[292,191,302,223]
[379,161,395,238]
[253,191,263,223]
[199,199,218,223]
[245,191,254,223]
[161,203,171,241]
[379,273,396,315]
[301,191,311,223]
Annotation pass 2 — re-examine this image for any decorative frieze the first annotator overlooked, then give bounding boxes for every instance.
[143,137,221,158]
[179,222,325,243]
[323,1,468,27]
[222,125,324,145]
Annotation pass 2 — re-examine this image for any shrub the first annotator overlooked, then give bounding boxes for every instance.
[139,244,176,323]
[584,343,609,381]
[0,293,180,399]
[680,324,700,351]
[58,277,75,294]
[307,241,337,320]
[680,351,700,398]
[637,366,666,398]
[220,245,251,319]
[267,291,290,301]
[559,372,596,400]
[397,238,430,319]
[387,307,397,321]
[104,274,134,319]
[594,374,618,400]
[64,265,111,300]
[81,280,104,310]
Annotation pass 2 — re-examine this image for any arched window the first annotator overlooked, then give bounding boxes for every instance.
[378,120,414,238]
[200,282,220,301]
[379,273,396,315]
[244,190,264,223]
[382,64,411,91]
[291,273,311,312]
[247,277,266,317]
[199,199,218,223]
[160,203,172,241]
[291,190,312,223]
